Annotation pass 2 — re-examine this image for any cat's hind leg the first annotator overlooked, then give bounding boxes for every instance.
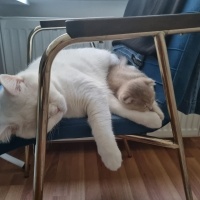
[108,94,162,129]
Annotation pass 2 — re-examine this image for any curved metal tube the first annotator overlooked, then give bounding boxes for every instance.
[27,26,42,64]
[27,26,67,64]
[25,26,42,178]
[34,33,72,200]
[154,32,192,200]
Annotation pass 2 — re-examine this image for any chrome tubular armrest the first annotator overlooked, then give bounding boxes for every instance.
[40,19,66,28]
[66,13,200,38]
[27,20,67,65]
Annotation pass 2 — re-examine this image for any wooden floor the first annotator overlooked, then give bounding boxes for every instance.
[1,138,200,200]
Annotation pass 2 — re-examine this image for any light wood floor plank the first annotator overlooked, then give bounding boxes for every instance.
[0,138,200,200]
[84,143,101,200]
[4,185,23,200]
[122,147,151,200]
[154,147,185,199]
[133,144,181,200]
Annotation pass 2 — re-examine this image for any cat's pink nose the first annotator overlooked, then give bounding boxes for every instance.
[146,105,153,111]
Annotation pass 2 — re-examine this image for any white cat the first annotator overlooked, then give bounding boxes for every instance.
[0,48,163,171]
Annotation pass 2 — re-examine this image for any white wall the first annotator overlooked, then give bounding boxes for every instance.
[0,0,128,18]
[0,0,128,73]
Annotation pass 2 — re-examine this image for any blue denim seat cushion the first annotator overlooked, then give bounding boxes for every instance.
[0,137,36,155]
[47,114,170,141]
[0,114,170,155]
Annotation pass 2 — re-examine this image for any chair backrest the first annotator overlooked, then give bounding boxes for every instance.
[130,0,200,115]
[113,0,186,55]
[166,0,200,113]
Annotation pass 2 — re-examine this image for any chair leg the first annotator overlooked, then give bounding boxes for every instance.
[122,137,132,158]
[24,145,30,178]
[154,32,193,200]
[27,26,42,64]
[176,136,193,200]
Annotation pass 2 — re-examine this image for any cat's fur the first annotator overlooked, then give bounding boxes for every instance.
[0,48,163,171]
[107,58,164,120]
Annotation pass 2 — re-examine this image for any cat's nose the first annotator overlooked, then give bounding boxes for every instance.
[146,105,153,111]
[149,106,153,111]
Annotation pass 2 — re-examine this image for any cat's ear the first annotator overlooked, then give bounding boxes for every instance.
[122,95,134,104]
[145,78,155,86]
[0,74,24,96]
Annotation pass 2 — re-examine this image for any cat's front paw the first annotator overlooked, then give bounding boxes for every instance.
[152,103,164,120]
[157,110,165,120]
[142,111,162,129]
[98,146,122,171]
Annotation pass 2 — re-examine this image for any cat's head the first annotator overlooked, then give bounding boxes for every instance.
[0,73,67,143]
[118,77,156,112]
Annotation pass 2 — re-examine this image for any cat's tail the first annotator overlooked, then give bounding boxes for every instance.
[118,56,127,67]
[110,53,121,66]
[110,53,128,68]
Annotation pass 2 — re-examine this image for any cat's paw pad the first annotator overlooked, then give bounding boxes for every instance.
[143,112,162,129]
[100,148,122,171]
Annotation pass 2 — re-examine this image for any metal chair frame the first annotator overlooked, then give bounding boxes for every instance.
[25,23,133,172]
[25,25,66,178]
[25,14,200,200]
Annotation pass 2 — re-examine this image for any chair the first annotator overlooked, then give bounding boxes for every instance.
[1,1,200,200]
